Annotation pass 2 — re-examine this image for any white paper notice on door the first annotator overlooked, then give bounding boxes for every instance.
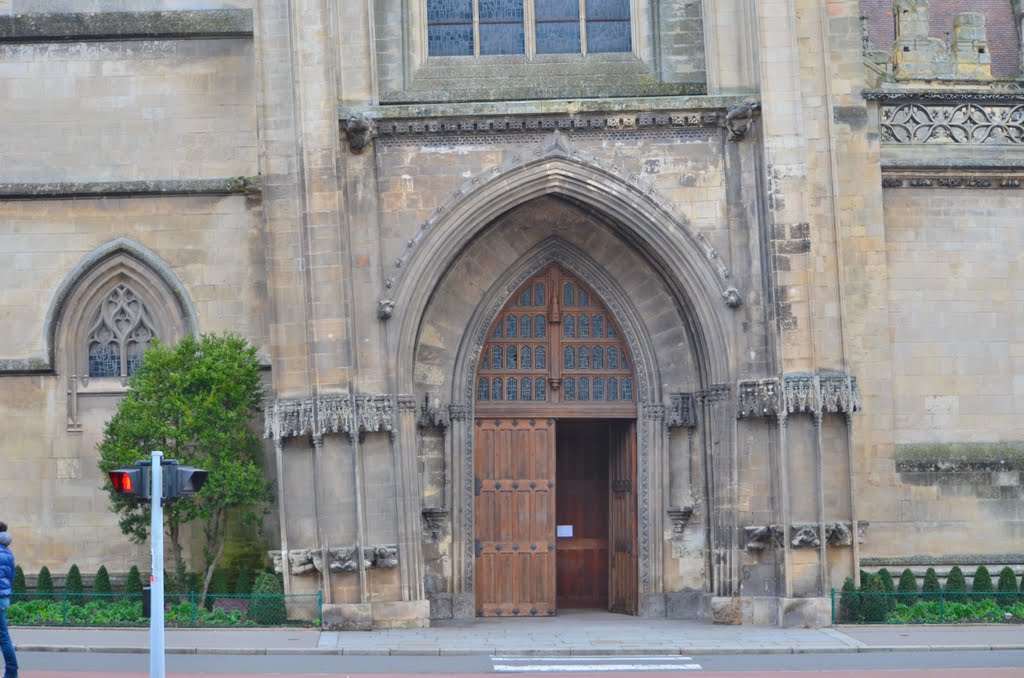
[556,525,573,538]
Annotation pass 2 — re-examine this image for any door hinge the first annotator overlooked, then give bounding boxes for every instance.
[475,539,482,557]
[475,476,482,496]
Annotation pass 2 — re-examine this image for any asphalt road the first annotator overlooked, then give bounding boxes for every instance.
[14,648,1024,676]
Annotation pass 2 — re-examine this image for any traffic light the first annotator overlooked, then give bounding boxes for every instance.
[109,463,150,500]
[162,461,208,502]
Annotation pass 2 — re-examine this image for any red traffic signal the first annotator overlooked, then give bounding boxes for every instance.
[109,465,149,500]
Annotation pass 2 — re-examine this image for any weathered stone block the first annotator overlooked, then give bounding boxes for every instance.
[665,588,702,619]
[321,603,371,632]
[710,596,742,625]
[371,600,430,629]
[780,597,831,628]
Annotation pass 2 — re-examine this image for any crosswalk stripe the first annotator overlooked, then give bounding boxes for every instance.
[492,656,702,672]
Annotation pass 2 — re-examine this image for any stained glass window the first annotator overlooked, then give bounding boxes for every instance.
[578,289,590,306]
[518,290,530,305]
[534,283,546,306]
[479,0,525,55]
[427,0,474,56]
[580,315,590,338]
[622,378,633,401]
[563,283,575,306]
[507,346,518,369]
[608,347,618,369]
[86,284,158,378]
[593,314,604,337]
[506,315,518,338]
[585,0,631,52]
[478,377,490,400]
[564,315,575,338]
[578,377,590,401]
[535,378,547,401]
[593,346,604,369]
[608,378,618,400]
[521,346,532,369]
[536,0,580,54]
[564,377,575,400]
[492,378,504,400]
[578,346,590,369]
[536,346,547,369]
[593,377,604,400]
[520,315,532,338]
[507,377,518,400]
[535,315,546,338]
[492,346,503,369]
[563,346,575,369]
[427,0,632,57]
[521,378,533,400]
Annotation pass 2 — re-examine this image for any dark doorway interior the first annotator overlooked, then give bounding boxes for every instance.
[556,421,610,609]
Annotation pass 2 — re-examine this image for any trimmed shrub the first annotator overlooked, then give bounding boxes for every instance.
[12,566,26,596]
[945,566,967,599]
[93,566,112,596]
[65,564,84,595]
[971,565,993,600]
[248,572,286,625]
[897,568,918,606]
[206,569,230,611]
[996,567,1018,606]
[876,568,896,612]
[922,567,941,602]
[125,565,143,596]
[234,570,252,596]
[839,576,860,622]
[860,573,889,622]
[36,566,54,600]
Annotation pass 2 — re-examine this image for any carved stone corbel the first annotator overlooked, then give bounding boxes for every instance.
[344,112,375,153]
[667,506,694,536]
[666,393,697,429]
[790,525,821,548]
[743,525,784,550]
[377,299,395,320]
[722,287,743,308]
[737,378,781,418]
[422,507,448,541]
[418,392,450,430]
[355,394,396,438]
[724,99,760,141]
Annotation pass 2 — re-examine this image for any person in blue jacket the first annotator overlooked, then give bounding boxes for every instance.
[0,521,17,678]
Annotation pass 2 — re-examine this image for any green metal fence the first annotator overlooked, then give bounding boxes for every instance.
[831,588,1024,624]
[7,591,322,628]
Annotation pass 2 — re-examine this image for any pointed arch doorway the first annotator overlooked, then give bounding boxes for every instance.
[473,263,638,617]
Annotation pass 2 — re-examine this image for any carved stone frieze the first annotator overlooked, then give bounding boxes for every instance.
[666,393,697,429]
[263,398,315,440]
[270,544,399,574]
[264,393,402,441]
[742,522,867,551]
[881,174,1024,189]
[375,111,723,139]
[737,378,781,418]
[819,373,861,415]
[418,392,450,430]
[744,525,785,551]
[697,383,731,404]
[780,372,860,418]
[880,102,1024,145]
[448,403,470,421]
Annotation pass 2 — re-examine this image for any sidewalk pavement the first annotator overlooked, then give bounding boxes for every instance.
[12,612,1024,657]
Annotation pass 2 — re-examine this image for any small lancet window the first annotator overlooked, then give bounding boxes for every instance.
[593,314,604,337]
[535,315,547,338]
[563,346,576,369]
[535,378,547,401]
[563,283,575,306]
[536,346,547,369]
[506,315,518,338]
[580,315,590,338]
[478,378,490,400]
[492,378,504,400]
[578,377,590,401]
[564,315,575,338]
[521,315,532,338]
[521,378,533,400]
[507,346,518,370]
[521,346,533,369]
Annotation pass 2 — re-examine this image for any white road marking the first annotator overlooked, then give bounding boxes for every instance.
[492,655,702,672]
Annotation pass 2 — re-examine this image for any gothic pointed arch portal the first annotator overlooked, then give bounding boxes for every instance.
[472,263,639,617]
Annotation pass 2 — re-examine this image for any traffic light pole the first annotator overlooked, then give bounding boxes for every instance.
[150,450,165,678]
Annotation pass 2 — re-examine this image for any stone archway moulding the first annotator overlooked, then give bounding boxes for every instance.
[44,238,199,371]
[444,237,671,613]
[387,133,736,395]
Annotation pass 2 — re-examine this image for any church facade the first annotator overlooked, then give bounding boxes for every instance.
[1,0,1021,627]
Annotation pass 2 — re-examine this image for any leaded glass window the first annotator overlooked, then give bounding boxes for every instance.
[476,264,635,407]
[427,0,632,57]
[86,284,158,378]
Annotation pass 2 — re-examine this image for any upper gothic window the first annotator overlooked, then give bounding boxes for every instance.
[427,0,632,57]
[86,284,158,378]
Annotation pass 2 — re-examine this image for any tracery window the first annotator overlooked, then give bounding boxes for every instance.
[476,263,635,410]
[426,0,632,57]
[85,284,158,378]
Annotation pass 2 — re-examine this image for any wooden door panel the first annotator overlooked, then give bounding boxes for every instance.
[608,420,638,615]
[475,418,556,617]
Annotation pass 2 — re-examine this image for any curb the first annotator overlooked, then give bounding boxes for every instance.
[16,644,1024,656]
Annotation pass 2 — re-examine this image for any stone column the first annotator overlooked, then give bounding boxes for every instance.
[394,395,425,601]
[640,402,667,616]
[447,404,475,618]
[699,384,737,597]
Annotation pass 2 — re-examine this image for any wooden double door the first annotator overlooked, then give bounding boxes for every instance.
[474,418,637,617]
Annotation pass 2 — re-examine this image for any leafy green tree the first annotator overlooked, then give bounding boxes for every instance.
[97,333,273,604]
[971,565,993,600]
[945,566,967,599]
[36,566,54,601]
[65,564,84,595]
[897,568,918,606]
[248,573,286,625]
[207,569,230,611]
[12,566,26,596]
[996,566,1018,606]
[922,567,941,602]
[93,566,112,596]
[124,565,143,596]
[839,576,860,622]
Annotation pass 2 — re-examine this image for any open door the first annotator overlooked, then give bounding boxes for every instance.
[608,420,637,615]
[475,418,556,617]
